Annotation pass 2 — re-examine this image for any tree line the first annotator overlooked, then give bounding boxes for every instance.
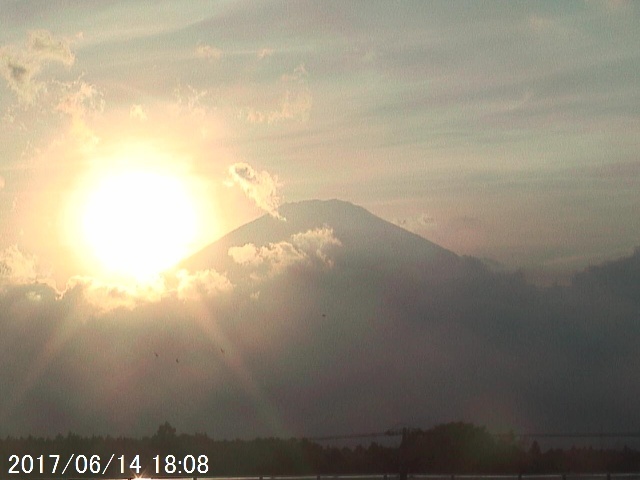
[2,422,640,478]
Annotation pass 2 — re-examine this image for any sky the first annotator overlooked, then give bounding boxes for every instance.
[1,0,638,288]
[2,0,640,440]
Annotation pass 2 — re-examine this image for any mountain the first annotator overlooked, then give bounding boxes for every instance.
[171,200,488,435]
[180,199,460,278]
[170,200,531,435]
[172,201,640,439]
[3,199,640,441]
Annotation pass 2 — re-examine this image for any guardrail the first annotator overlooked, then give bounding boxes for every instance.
[85,474,640,480]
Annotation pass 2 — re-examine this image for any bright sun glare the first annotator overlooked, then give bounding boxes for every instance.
[81,170,197,280]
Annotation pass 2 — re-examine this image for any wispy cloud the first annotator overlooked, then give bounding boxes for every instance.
[172,83,208,118]
[245,63,312,124]
[394,213,438,233]
[257,48,274,60]
[129,104,148,121]
[280,63,307,83]
[195,43,223,60]
[0,30,75,104]
[227,162,283,219]
[55,79,103,149]
[0,245,40,286]
[55,80,102,118]
[27,30,75,65]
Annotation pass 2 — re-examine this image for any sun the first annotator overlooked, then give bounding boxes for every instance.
[81,169,198,280]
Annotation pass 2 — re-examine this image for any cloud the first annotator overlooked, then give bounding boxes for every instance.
[227,162,283,219]
[291,226,343,267]
[63,275,165,312]
[281,63,308,83]
[228,243,264,267]
[55,79,104,148]
[24,290,42,303]
[129,104,148,121]
[228,227,342,279]
[0,31,101,152]
[27,30,75,66]
[56,80,103,117]
[0,54,41,103]
[1,229,640,437]
[257,48,274,60]
[172,83,208,119]
[229,242,305,279]
[245,64,312,124]
[394,213,438,233]
[60,267,234,311]
[175,269,233,300]
[195,44,223,60]
[268,88,313,123]
[0,30,75,104]
[0,245,40,286]
[528,14,554,34]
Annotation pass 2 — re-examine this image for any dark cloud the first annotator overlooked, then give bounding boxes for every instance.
[1,200,639,438]
[7,61,28,83]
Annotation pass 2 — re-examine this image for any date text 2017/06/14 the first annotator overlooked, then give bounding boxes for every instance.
[7,454,209,476]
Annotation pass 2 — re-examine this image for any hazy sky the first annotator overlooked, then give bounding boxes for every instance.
[1,0,639,284]
[2,1,640,440]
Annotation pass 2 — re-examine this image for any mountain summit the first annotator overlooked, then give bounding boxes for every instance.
[181,199,459,276]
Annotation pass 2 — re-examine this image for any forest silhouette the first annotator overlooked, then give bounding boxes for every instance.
[3,422,640,478]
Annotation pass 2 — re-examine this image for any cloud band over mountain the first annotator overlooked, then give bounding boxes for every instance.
[1,200,639,439]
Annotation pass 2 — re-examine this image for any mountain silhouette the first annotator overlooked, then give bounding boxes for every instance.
[2,200,640,439]
[180,199,460,279]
